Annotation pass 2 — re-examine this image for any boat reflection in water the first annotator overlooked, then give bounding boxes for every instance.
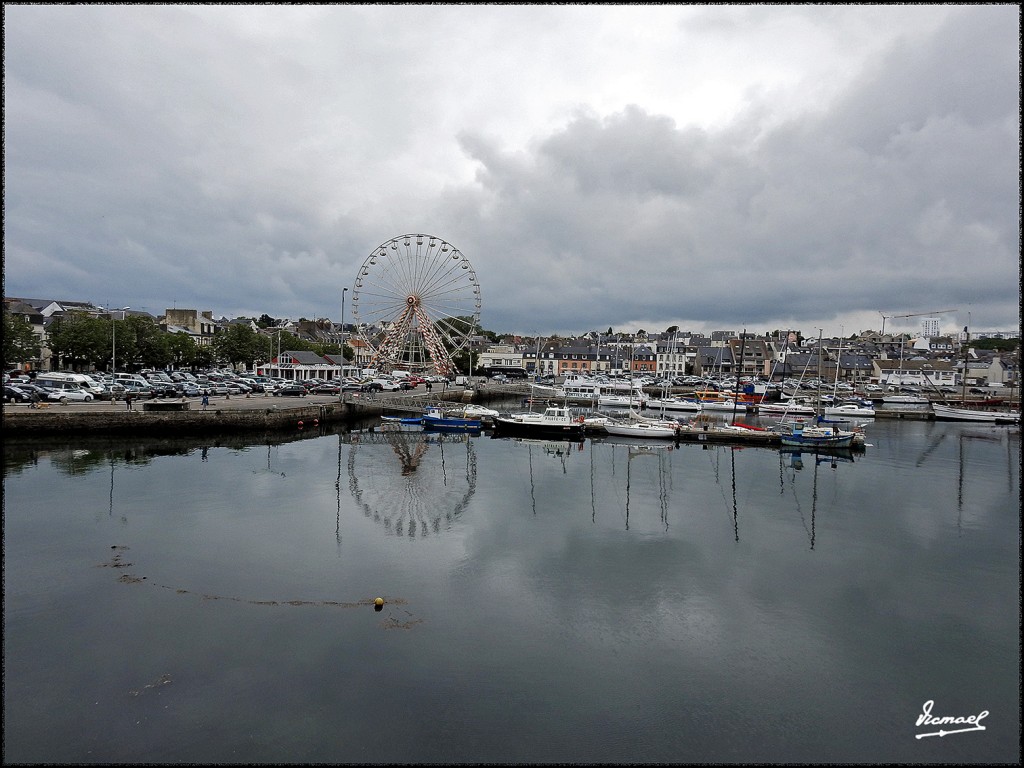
[778,447,856,550]
[588,437,675,531]
[345,427,478,537]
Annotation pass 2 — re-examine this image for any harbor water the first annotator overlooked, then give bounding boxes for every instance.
[3,415,1020,763]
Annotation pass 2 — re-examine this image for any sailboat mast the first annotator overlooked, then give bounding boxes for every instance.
[732,329,746,422]
[960,325,969,404]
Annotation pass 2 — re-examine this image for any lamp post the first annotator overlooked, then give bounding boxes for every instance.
[110,306,130,373]
[341,287,348,361]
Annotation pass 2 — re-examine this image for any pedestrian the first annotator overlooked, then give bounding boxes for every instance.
[125,391,133,411]
[201,393,209,410]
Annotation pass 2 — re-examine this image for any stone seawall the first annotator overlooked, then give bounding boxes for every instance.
[2,402,351,437]
[2,385,529,437]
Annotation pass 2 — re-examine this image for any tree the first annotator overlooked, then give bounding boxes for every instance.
[45,312,108,371]
[213,324,268,369]
[166,332,200,369]
[3,313,41,371]
[665,325,679,335]
[257,314,278,329]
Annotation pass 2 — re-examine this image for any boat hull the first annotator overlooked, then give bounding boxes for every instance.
[779,433,856,448]
[603,423,678,439]
[421,416,483,431]
[931,404,1020,423]
[494,419,585,439]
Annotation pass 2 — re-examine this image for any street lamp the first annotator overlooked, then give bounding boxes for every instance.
[341,286,348,352]
[110,306,130,373]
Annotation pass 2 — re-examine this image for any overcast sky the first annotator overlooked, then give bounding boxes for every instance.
[4,4,1020,338]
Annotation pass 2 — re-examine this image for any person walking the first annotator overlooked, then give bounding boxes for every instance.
[125,391,134,411]
[201,393,209,410]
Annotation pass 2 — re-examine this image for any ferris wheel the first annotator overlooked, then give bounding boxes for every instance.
[351,234,481,376]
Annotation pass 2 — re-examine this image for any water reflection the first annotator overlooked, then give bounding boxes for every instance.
[345,428,477,537]
[778,447,856,550]
[587,439,675,531]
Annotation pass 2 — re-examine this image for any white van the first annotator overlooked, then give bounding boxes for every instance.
[114,373,151,389]
[35,379,94,401]
[36,372,104,396]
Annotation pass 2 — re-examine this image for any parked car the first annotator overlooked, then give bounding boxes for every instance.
[46,388,95,403]
[273,384,307,397]
[4,384,33,403]
[311,383,341,394]
[174,383,202,397]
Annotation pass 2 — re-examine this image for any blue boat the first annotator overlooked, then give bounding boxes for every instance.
[777,419,856,449]
[420,407,483,432]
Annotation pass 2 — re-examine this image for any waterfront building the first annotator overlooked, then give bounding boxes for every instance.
[478,344,525,371]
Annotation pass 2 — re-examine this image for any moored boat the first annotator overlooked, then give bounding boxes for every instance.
[646,396,703,413]
[493,405,587,438]
[822,402,876,418]
[420,407,483,431]
[777,419,857,449]
[931,403,1020,424]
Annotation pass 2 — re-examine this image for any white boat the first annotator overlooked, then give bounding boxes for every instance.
[493,406,586,438]
[697,398,742,412]
[598,391,648,409]
[881,393,930,405]
[931,403,1020,423]
[822,403,876,418]
[758,400,816,416]
[603,411,679,439]
[646,396,703,413]
[603,419,678,439]
[448,403,500,419]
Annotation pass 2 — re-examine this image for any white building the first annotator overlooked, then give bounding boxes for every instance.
[920,317,941,338]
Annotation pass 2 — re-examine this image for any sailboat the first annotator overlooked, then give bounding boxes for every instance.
[821,336,875,418]
[880,334,929,405]
[773,330,865,450]
[932,325,1020,423]
[603,409,680,440]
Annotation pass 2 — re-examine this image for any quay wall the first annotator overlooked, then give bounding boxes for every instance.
[1,388,504,438]
[2,403,350,437]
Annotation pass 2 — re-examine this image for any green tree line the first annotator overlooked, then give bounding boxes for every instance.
[3,311,351,373]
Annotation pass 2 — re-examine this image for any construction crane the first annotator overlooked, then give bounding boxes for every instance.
[878,309,958,338]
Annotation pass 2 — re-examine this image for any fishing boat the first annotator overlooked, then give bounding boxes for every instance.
[493,405,586,439]
[420,407,483,432]
[777,419,857,449]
